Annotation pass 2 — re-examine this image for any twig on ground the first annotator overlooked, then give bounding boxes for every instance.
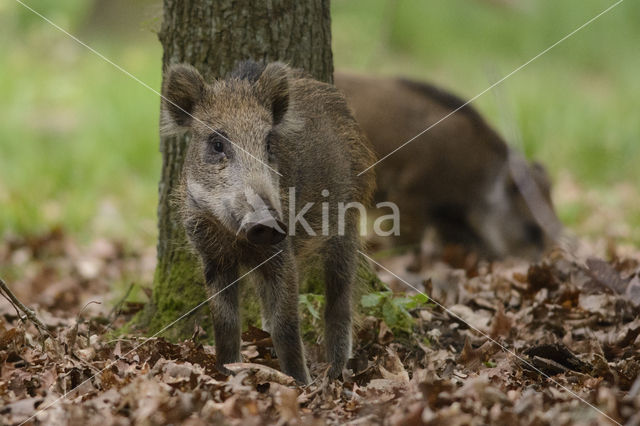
[0,276,53,337]
[65,300,102,351]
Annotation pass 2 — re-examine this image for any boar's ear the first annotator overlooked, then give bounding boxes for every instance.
[530,161,552,196]
[530,162,550,186]
[162,64,206,130]
[255,62,289,126]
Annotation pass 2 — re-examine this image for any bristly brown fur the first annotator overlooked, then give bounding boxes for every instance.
[335,71,557,259]
[162,61,376,384]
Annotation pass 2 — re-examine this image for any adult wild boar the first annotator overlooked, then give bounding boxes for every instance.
[335,72,560,259]
[162,61,376,384]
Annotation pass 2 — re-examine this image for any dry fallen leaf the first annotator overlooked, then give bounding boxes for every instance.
[2,231,640,425]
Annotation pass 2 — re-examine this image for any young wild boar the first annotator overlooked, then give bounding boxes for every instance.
[335,72,561,259]
[162,61,375,384]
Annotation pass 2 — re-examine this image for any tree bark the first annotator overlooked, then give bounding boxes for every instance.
[146,0,333,339]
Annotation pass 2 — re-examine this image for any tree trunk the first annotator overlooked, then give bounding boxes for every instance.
[145,0,333,340]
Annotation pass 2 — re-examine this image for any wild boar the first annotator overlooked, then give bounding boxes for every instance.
[335,72,560,259]
[162,61,376,384]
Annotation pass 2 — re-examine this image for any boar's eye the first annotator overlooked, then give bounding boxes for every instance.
[208,132,227,152]
[205,131,228,162]
[210,132,227,150]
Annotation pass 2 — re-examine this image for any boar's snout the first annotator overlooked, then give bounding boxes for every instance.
[237,187,286,245]
[245,216,287,245]
[239,203,287,245]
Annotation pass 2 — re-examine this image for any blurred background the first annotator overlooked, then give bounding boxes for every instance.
[1,0,639,250]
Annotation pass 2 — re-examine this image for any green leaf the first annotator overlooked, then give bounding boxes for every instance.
[361,292,387,309]
[382,301,399,328]
[406,293,429,309]
[360,291,421,335]
[299,294,322,320]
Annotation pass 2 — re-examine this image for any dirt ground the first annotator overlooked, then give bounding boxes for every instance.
[1,228,639,425]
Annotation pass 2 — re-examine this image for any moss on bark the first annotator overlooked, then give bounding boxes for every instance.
[146,249,208,340]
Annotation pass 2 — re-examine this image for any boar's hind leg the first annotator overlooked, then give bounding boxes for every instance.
[323,227,357,379]
[204,260,241,375]
[256,249,311,384]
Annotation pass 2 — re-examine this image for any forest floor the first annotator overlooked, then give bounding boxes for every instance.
[1,228,639,425]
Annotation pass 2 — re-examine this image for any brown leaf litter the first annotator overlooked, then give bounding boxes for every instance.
[1,231,639,425]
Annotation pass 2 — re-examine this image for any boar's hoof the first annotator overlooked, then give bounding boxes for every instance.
[246,218,287,245]
[328,365,344,381]
[215,364,237,378]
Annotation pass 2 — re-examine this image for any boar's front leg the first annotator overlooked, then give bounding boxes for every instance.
[256,248,310,384]
[323,227,357,379]
[203,259,242,375]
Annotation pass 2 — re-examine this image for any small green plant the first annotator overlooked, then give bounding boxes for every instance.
[299,293,325,342]
[360,291,429,335]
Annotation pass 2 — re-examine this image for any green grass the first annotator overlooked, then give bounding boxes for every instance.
[1,0,639,246]
[0,2,162,245]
